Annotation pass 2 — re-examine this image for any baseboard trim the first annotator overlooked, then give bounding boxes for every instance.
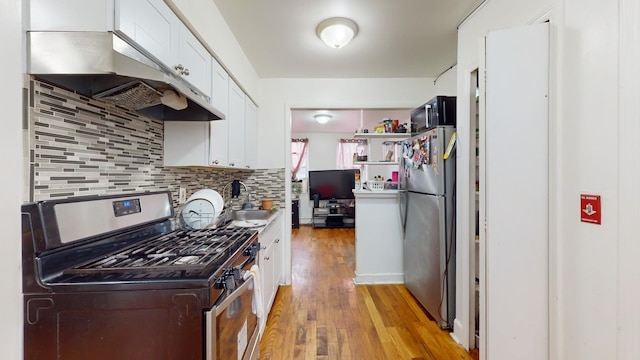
[353,272,403,284]
[451,318,469,349]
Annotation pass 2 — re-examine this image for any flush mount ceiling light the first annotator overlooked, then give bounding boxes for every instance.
[314,114,332,124]
[316,17,359,49]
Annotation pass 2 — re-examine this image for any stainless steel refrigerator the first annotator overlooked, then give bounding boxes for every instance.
[399,125,456,329]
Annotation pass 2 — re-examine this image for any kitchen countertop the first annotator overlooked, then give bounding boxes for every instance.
[353,189,401,198]
[225,208,282,234]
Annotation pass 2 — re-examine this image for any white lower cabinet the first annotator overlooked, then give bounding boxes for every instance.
[258,212,283,331]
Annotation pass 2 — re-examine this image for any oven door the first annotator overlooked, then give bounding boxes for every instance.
[205,275,259,360]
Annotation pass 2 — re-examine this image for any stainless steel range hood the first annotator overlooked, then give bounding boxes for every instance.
[27,32,224,121]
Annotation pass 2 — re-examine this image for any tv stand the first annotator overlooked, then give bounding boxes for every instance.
[312,201,355,228]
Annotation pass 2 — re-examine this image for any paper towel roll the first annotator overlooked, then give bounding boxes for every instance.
[161,90,188,110]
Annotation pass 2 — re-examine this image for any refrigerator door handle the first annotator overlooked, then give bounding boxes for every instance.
[398,190,408,236]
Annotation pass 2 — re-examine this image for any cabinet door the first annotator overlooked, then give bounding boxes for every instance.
[244,98,257,169]
[227,79,246,168]
[208,59,230,167]
[210,59,229,116]
[209,120,229,167]
[163,121,209,166]
[178,24,212,97]
[115,0,180,68]
[272,233,283,292]
[260,242,275,329]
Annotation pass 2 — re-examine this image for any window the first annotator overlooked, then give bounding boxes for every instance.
[291,138,309,181]
[336,138,367,169]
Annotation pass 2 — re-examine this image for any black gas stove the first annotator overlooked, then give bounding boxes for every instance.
[21,191,261,360]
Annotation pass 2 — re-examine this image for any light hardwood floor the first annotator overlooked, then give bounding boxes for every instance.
[259,225,478,360]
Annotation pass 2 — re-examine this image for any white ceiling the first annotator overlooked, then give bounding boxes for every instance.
[213,0,482,132]
[291,108,412,134]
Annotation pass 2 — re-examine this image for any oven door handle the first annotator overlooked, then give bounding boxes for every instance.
[214,274,254,316]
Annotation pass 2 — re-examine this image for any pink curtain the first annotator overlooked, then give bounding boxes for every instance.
[336,139,366,169]
[291,138,308,180]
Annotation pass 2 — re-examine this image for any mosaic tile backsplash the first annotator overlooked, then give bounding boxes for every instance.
[27,79,285,210]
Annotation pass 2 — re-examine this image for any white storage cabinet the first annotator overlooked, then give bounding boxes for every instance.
[209,59,230,166]
[257,211,284,331]
[115,0,211,97]
[244,98,258,169]
[227,79,246,168]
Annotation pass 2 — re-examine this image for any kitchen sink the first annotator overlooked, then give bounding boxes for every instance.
[231,209,276,221]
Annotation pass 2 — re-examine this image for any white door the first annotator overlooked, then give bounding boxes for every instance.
[482,22,549,360]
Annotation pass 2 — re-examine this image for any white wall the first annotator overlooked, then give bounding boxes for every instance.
[454,0,553,354]
[556,0,623,358]
[434,65,458,96]
[1,0,24,358]
[457,1,640,360]
[617,2,640,359]
[292,131,353,222]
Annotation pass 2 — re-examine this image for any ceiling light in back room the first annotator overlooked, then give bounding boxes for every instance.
[314,114,332,124]
[316,17,359,49]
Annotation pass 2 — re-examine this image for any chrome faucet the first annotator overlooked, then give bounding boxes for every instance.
[222,181,251,209]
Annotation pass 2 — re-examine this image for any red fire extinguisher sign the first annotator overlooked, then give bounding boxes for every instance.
[580,194,601,225]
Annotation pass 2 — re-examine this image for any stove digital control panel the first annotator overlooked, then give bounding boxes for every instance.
[112,198,141,217]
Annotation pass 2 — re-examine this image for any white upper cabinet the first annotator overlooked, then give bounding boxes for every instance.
[244,98,257,169]
[208,119,229,167]
[163,121,210,166]
[227,79,246,168]
[177,24,212,97]
[28,0,114,31]
[114,0,180,70]
[210,59,229,116]
[209,59,230,166]
[115,0,212,98]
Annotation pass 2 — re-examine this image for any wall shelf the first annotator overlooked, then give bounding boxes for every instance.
[353,132,409,139]
[353,161,400,166]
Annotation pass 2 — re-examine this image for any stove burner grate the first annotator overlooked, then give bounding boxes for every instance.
[63,226,255,275]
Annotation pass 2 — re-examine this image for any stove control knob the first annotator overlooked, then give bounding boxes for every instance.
[243,242,260,257]
[230,268,241,280]
[224,275,236,290]
[214,269,238,290]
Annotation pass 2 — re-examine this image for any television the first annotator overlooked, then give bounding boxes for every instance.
[308,169,358,200]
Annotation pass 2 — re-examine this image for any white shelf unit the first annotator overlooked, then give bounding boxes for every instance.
[353,161,400,166]
[352,132,408,181]
[353,133,409,139]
